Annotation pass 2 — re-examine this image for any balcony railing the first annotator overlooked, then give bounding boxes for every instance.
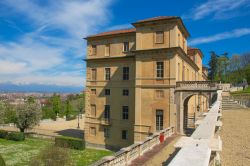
[100,118,112,125]
[90,127,174,166]
[176,81,218,89]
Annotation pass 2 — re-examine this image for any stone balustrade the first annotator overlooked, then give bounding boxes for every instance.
[176,81,218,90]
[90,126,174,166]
[169,90,222,166]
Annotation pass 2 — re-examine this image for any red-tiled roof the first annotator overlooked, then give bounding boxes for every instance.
[85,28,136,39]
[187,47,203,58]
[136,16,178,23]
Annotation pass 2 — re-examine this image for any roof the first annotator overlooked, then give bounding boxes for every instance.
[132,16,190,38]
[85,28,136,39]
[136,16,178,23]
[85,16,191,39]
[187,47,203,58]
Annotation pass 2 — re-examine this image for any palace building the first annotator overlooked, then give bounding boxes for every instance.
[84,16,208,150]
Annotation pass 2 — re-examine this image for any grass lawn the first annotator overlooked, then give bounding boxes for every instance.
[0,137,113,166]
[231,87,250,96]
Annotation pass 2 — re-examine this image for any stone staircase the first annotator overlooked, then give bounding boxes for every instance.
[222,96,245,110]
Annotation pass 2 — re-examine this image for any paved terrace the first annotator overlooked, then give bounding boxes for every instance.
[169,90,223,166]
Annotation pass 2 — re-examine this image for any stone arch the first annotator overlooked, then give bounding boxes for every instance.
[182,93,209,135]
[175,90,218,134]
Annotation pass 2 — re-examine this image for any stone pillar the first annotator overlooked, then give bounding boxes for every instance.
[179,92,184,135]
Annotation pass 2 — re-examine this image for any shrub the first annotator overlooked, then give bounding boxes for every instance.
[55,136,85,150]
[0,154,5,166]
[6,132,25,141]
[0,130,8,139]
[29,146,73,166]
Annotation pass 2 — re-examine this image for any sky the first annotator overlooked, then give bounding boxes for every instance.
[0,0,250,89]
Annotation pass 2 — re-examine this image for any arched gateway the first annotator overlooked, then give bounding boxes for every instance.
[175,81,219,134]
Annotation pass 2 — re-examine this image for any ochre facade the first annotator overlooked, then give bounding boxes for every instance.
[84,16,208,150]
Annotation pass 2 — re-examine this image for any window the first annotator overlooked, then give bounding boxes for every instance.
[123,42,129,52]
[156,62,164,78]
[104,127,109,138]
[92,45,97,55]
[91,104,96,117]
[122,130,128,140]
[91,89,96,95]
[105,68,111,80]
[156,90,164,98]
[105,44,110,56]
[91,68,97,80]
[123,67,129,80]
[90,127,96,136]
[123,89,129,96]
[105,89,110,96]
[155,31,164,44]
[156,110,163,131]
[104,105,110,119]
[122,106,129,120]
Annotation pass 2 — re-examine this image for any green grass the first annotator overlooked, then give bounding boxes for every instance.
[0,137,113,166]
[230,87,250,96]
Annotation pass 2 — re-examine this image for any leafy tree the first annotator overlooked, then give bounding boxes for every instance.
[0,101,6,124]
[15,102,42,132]
[217,53,229,82]
[208,51,218,81]
[27,96,36,103]
[52,94,61,117]
[3,103,16,124]
[65,100,72,120]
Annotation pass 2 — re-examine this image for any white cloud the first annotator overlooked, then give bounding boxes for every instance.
[189,28,250,45]
[0,60,27,74]
[0,0,113,87]
[183,0,250,20]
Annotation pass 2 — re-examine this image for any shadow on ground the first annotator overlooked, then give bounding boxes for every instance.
[55,129,84,139]
[162,148,180,166]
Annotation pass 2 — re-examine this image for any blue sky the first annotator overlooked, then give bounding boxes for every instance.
[0,0,250,88]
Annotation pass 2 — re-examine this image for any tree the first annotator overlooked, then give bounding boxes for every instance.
[15,102,42,132]
[0,101,6,124]
[27,96,36,103]
[65,100,72,120]
[217,53,229,82]
[52,94,61,117]
[208,51,218,81]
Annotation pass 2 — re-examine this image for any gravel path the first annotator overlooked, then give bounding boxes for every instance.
[221,109,250,166]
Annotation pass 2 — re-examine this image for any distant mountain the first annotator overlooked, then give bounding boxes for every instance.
[0,83,83,93]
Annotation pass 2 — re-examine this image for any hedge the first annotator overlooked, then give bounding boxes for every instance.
[0,130,8,139]
[55,136,85,150]
[0,154,6,166]
[6,132,25,141]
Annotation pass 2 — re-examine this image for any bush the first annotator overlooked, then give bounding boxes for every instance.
[0,154,5,166]
[0,130,8,139]
[6,132,25,141]
[55,136,85,150]
[66,115,76,121]
[29,146,73,166]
